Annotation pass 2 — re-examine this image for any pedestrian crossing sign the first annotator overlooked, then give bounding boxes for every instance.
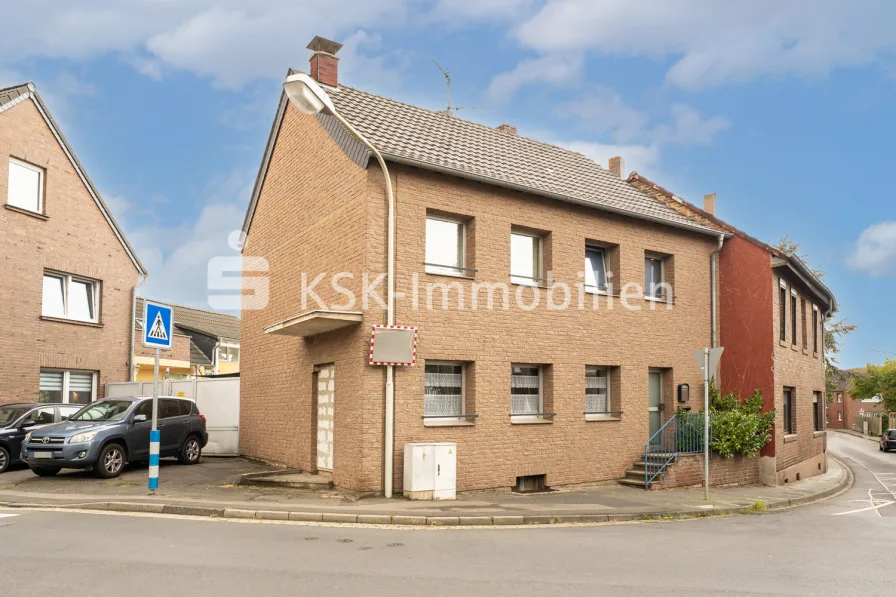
[142,301,174,350]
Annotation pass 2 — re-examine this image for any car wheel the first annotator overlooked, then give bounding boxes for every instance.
[0,446,9,474]
[31,467,60,477]
[178,435,202,465]
[94,443,126,479]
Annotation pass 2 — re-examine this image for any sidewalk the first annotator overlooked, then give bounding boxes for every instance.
[0,455,851,526]
[831,428,880,444]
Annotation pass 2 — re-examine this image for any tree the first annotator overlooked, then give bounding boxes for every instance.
[775,236,856,399]
[849,359,896,413]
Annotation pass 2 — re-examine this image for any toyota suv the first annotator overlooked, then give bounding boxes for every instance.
[21,396,208,478]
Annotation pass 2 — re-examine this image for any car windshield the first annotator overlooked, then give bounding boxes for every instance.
[888,430,896,439]
[69,400,134,422]
[0,407,29,427]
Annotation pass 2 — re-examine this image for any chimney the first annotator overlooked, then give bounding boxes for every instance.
[307,35,343,88]
[608,156,625,178]
[496,123,518,135]
[703,193,717,216]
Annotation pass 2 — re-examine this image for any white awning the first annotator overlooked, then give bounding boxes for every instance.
[264,310,363,338]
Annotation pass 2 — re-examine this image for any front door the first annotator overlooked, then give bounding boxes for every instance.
[648,370,663,440]
[316,364,335,471]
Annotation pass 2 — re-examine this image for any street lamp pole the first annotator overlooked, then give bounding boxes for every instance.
[283,73,398,498]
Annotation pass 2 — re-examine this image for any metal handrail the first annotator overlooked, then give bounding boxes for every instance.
[421,414,478,419]
[643,413,709,488]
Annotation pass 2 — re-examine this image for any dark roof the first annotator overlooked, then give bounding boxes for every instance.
[136,298,240,342]
[242,73,722,241]
[628,172,836,313]
[189,343,213,366]
[0,83,146,276]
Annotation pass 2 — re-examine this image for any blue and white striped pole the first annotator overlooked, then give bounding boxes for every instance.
[149,348,160,492]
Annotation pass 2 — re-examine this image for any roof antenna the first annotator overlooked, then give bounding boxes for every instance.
[432,59,490,115]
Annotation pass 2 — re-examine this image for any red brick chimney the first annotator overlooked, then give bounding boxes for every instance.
[307,36,343,88]
[608,156,624,178]
[703,193,717,216]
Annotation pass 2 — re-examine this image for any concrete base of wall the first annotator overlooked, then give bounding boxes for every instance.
[659,453,761,489]
[776,452,827,486]
[760,456,777,487]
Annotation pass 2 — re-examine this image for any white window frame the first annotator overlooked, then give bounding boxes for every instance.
[39,369,98,405]
[790,288,798,346]
[423,361,470,426]
[510,230,543,287]
[837,393,842,404]
[42,270,101,323]
[584,245,609,294]
[812,305,820,353]
[425,215,467,277]
[837,411,842,422]
[585,366,617,420]
[644,256,665,300]
[7,157,45,214]
[511,363,548,423]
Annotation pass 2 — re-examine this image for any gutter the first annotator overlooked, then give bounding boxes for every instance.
[130,274,149,382]
[380,152,722,239]
[711,235,725,348]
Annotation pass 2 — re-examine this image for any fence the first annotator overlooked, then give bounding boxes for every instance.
[105,377,239,456]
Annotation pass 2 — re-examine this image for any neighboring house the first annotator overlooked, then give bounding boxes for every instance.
[0,83,146,405]
[133,298,240,380]
[630,175,836,485]
[239,37,731,494]
[827,369,887,434]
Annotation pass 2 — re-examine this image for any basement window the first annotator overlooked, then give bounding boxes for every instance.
[513,474,547,493]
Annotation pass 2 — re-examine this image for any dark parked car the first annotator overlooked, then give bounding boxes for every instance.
[21,396,207,478]
[0,403,81,473]
[880,429,896,452]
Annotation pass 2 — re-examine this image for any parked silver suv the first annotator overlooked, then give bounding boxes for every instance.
[21,396,208,478]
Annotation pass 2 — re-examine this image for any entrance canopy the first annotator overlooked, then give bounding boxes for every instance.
[264,310,363,338]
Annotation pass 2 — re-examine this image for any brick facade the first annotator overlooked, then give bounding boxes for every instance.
[0,96,141,403]
[240,101,720,493]
[661,453,761,489]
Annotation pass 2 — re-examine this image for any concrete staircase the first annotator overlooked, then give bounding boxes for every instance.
[618,454,676,489]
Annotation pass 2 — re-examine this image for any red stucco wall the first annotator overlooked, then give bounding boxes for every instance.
[718,234,776,456]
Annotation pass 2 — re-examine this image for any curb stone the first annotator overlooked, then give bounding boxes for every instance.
[0,458,852,526]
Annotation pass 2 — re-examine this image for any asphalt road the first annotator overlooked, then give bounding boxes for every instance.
[0,431,893,597]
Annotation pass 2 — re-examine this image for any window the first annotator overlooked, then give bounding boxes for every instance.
[510,231,542,286]
[216,345,240,364]
[425,216,466,276]
[645,257,664,299]
[25,407,56,426]
[39,369,96,404]
[584,246,608,292]
[7,158,44,213]
[783,387,795,434]
[812,306,819,353]
[424,362,464,418]
[58,405,81,421]
[813,391,823,431]
[161,399,190,419]
[837,411,842,422]
[42,271,100,322]
[779,283,787,341]
[801,299,807,350]
[837,393,842,403]
[511,365,542,415]
[134,401,153,420]
[790,291,797,346]
[585,367,611,414]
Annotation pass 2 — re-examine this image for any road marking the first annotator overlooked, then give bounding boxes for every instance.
[833,452,896,516]
[833,501,895,516]
[0,513,19,519]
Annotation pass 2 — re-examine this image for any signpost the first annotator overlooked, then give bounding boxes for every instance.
[142,301,174,493]
[693,347,724,501]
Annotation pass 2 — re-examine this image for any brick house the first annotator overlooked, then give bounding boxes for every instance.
[133,298,241,380]
[827,369,887,433]
[238,38,738,494]
[0,83,146,404]
[630,176,836,485]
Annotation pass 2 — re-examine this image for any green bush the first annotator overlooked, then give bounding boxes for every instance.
[709,381,775,458]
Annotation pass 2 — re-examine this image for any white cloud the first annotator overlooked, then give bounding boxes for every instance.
[846,221,896,277]
[555,87,649,141]
[487,53,583,103]
[652,104,730,146]
[514,0,896,90]
[116,171,252,311]
[560,141,661,176]
[427,0,539,22]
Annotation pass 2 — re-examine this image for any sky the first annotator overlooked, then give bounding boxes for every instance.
[1,0,895,369]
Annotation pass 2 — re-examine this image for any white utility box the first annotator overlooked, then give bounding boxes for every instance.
[403,442,456,500]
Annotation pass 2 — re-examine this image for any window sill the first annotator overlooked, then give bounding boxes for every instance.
[510,280,550,290]
[585,414,621,422]
[40,316,103,328]
[802,348,809,355]
[813,430,825,438]
[778,340,788,348]
[423,417,475,427]
[424,268,474,280]
[813,352,819,359]
[5,203,48,220]
[644,296,674,305]
[791,344,798,352]
[783,433,798,443]
[510,415,553,425]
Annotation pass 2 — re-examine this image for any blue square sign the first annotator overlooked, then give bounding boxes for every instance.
[143,301,174,350]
